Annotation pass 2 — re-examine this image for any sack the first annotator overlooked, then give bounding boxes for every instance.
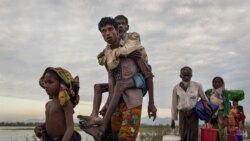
[196,99,219,121]
[228,89,245,101]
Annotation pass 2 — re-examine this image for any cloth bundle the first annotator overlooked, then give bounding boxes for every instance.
[196,99,219,122]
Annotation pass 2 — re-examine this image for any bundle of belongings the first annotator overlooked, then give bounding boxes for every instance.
[228,90,245,101]
[196,99,219,122]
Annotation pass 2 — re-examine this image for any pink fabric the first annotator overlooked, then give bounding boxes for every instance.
[238,112,246,122]
[212,86,224,99]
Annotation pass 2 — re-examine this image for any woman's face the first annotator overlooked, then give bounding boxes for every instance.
[213,77,223,89]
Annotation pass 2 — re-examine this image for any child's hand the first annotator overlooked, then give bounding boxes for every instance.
[97,50,105,59]
[127,50,141,60]
[34,125,43,138]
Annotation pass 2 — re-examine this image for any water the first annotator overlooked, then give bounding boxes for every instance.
[0,126,94,141]
[0,126,146,141]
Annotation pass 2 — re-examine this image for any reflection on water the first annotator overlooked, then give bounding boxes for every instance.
[0,126,94,141]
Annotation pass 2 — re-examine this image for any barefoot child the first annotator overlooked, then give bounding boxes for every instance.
[35,67,81,141]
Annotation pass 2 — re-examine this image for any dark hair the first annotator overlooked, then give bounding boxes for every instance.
[46,70,68,87]
[180,66,192,73]
[212,76,224,85]
[98,17,118,31]
[46,70,80,107]
[237,105,244,112]
[115,15,128,24]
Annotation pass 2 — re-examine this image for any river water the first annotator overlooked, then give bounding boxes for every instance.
[0,126,94,141]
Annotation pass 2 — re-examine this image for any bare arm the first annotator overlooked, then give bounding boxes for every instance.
[171,87,178,129]
[90,83,109,116]
[146,76,157,121]
[98,32,143,69]
[61,101,74,141]
[98,49,106,66]
[198,84,208,101]
[171,87,178,120]
[135,58,157,121]
[114,32,142,57]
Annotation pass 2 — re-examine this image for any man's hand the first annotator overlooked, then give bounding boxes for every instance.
[171,120,175,129]
[127,50,141,60]
[97,50,105,59]
[148,103,157,121]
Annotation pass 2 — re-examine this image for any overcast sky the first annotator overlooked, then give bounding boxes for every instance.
[0,0,249,122]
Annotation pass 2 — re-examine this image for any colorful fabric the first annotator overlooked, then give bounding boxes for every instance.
[228,107,238,133]
[111,102,142,141]
[39,67,80,107]
[133,73,147,96]
[212,86,224,99]
[196,99,218,121]
[206,89,231,117]
[238,112,246,122]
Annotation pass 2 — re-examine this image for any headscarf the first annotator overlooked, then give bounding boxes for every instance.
[212,76,225,99]
[39,67,80,107]
[211,76,230,117]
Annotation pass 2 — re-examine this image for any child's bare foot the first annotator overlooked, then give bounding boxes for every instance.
[77,115,103,128]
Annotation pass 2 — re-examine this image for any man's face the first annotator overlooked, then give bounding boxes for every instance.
[180,70,192,82]
[100,24,119,44]
[116,19,129,36]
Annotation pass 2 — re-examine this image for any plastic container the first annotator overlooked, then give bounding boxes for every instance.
[201,128,217,141]
[236,129,243,141]
[162,135,181,141]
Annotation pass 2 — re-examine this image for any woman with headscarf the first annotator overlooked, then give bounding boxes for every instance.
[205,76,231,141]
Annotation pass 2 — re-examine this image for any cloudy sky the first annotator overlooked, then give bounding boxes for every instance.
[0,0,249,122]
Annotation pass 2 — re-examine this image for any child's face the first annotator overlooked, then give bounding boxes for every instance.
[43,72,60,97]
[213,78,223,89]
[116,18,129,36]
[232,100,238,107]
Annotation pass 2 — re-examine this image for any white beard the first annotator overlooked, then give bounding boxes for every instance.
[182,81,190,87]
